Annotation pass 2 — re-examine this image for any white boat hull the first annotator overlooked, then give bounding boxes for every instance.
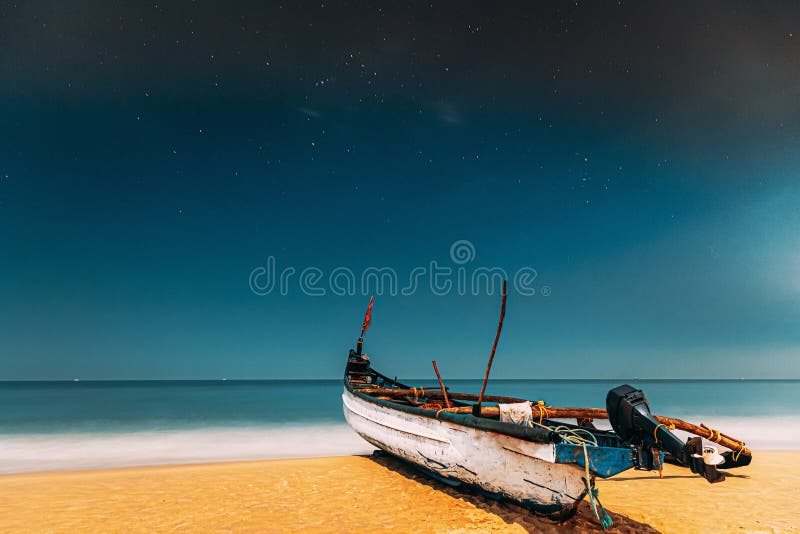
[343,388,587,514]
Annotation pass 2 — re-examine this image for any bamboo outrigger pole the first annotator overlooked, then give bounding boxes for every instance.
[356,387,751,455]
[431,360,452,408]
[475,280,508,415]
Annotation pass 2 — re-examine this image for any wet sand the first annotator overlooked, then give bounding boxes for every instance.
[0,451,795,533]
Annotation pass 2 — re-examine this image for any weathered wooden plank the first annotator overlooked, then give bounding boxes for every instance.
[342,388,587,515]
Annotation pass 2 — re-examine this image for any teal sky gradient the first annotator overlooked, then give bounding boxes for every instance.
[1,2,799,379]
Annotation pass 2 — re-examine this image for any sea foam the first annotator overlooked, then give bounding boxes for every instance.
[560,415,800,451]
[1,416,796,475]
[0,424,373,474]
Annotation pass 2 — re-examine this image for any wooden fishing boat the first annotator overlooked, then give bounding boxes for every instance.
[342,290,753,526]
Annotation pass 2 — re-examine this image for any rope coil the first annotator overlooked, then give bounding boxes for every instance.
[533,400,550,424]
[528,419,598,447]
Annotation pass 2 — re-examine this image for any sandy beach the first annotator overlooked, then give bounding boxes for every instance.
[0,451,796,533]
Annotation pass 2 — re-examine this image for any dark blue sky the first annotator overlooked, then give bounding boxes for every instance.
[1,2,799,379]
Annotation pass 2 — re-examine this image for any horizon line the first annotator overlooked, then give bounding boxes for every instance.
[1,377,798,382]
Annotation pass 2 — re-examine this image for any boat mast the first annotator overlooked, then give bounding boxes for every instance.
[475,280,507,416]
[356,293,375,355]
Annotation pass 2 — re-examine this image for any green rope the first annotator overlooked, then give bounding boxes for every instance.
[583,476,613,529]
[582,444,613,530]
[526,404,610,529]
[528,421,599,447]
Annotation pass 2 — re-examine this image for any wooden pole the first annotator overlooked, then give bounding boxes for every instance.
[476,280,508,413]
[431,360,452,408]
[355,387,751,455]
[359,387,529,405]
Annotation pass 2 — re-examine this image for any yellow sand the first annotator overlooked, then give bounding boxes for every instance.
[0,452,796,533]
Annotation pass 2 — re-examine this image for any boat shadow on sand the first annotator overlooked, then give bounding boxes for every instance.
[367,454,661,533]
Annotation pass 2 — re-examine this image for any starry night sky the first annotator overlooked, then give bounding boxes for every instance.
[1,1,799,379]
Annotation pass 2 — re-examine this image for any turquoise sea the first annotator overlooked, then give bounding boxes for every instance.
[1,379,798,473]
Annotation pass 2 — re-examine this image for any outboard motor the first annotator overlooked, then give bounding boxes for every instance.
[606,385,726,483]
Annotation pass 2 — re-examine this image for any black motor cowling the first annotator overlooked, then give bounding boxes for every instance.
[606,385,655,443]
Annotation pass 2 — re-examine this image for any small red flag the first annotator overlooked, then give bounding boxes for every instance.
[361,294,375,336]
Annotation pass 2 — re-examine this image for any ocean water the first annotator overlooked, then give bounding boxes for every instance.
[1,379,798,474]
